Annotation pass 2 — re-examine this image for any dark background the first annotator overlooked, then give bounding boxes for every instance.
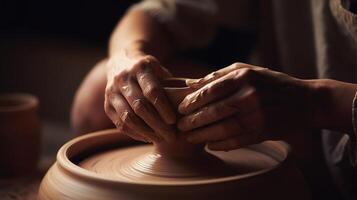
[0,0,136,122]
[0,1,345,199]
[0,0,253,123]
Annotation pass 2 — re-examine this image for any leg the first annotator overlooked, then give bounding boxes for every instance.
[71,59,114,134]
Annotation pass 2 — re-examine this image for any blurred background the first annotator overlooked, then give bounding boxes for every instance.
[0,0,253,126]
[0,1,345,199]
[0,0,134,124]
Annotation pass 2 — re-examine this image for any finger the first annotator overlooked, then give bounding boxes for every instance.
[137,68,176,124]
[185,116,243,144]
[119,77,176,142]
[115,119,150,143]
[186,62,252,88]
[104,103,150,143]
[179,71,244,114]
[178,86,257,131]
[108,93,162,143]
[138,55,172,79]
[207,133,259,151]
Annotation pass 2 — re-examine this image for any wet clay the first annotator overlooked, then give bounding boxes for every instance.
[78,78,279,181]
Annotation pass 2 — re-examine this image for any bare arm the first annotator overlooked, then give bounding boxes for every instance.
[105,7,177,143]
[109,7,173,63]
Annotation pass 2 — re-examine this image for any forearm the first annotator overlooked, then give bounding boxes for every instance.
[308,79,357,133]
[109,7,173,62]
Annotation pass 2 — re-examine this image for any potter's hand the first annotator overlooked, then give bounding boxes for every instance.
[177,63,315,151]
[105,54,176,143]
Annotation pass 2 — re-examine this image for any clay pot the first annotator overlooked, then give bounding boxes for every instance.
[0,93,40,177]
[38,79,309,199]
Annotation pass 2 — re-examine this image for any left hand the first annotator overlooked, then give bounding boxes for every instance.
[177,63,316,151]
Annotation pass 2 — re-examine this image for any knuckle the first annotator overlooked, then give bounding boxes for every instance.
[142,55,159,66]
[143,86,161,100]
[134,56,156,71]
[114,120,125,131]
[133,61,148,72]
[240,68,255,78]
[132,98,149,115]
[113,72,129,84]
[120,111,135,125]
[208,78,235,95]
[232,62,243,70]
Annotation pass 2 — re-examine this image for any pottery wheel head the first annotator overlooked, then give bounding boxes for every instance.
[78,143,282,183]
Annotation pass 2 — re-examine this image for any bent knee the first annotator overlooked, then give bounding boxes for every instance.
[71,59,113,134]
[71,103,112,135]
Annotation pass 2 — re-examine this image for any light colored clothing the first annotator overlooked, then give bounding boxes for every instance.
[132,0,357,199]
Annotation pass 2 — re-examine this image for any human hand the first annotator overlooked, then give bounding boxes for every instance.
[178,63,316,151]
[105,54,176,143]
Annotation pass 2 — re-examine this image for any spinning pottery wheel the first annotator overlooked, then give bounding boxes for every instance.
[38,79,309,200]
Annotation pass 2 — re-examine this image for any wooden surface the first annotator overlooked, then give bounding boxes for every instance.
[0,121,71,200]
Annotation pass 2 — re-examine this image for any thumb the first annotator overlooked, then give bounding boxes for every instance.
[157,65,172,78]
[186,62,251,88]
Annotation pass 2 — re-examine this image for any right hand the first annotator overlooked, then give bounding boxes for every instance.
[104,54,176,143]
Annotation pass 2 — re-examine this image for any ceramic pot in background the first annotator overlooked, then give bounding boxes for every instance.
[0,93,40,177]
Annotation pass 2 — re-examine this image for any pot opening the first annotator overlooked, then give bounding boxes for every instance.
[0,94,38,112]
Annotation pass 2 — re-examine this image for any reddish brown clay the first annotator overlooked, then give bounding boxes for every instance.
[0,93,40,177]
[38,79,309,199]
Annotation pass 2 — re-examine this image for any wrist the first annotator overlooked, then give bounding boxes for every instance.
[303,79,331,130]
[111,41,148,60]
[111,39,170,62]
[305,79,357,132]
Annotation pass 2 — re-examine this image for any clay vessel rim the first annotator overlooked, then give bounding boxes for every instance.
[56,129,290,186]
[162,77,191,91]
[0,93,38,112]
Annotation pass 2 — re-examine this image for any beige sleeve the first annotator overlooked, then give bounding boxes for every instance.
[131,0,258,50]
[350,92,357,166]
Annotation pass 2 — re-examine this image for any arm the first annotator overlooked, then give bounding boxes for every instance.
[105,0,258,143]
[105,0,219,143]
[309,79,356,133]
[105,7,177,143]
[109,7,173,63]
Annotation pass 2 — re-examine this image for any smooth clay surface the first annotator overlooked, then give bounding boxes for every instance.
[78,144,279,183]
